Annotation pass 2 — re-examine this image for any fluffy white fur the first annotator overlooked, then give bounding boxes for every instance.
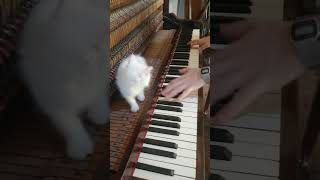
[18,0,108,160]
[116,54,153,112]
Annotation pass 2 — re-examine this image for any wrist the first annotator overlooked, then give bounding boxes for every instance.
[200,66,210,84]
[291,15,320,70]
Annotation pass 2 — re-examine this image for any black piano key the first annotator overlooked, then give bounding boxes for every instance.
[210,128,234,143]
[213,4,251,14]
[165,76,176,81]
[173,53,189,59]
[169,66,185,70]
[170,60,189,66]
[157,100,183,107]
[175,48,190,52]
[144,138,178,149]
[210,145,232,161]
[210,173,226,180]
[168,69,181,75]
[142,147,177,159]
[148,127,180,136]
[151,120,180,129]
[156,105,182,112]
[136,162,174,176]
[165,78,172,83]
[152,114,181,122]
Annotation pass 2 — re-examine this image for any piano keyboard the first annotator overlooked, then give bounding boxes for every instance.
[130,29,200,180]
[210,0,284,179]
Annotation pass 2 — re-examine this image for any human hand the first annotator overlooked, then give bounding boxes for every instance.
[188,36,210,52]
[161,68,206,100]
[209,20,306,122]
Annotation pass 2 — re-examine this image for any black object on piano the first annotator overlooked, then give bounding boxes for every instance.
[210,173,226,180]
[142,147,177,159]
[157,100,183,107]
[144,138,178,149]
[153,114,181,122]
[136,162,174,176]
[210,145,232,161]
[148,127,180,136]
[155,105,182,112]
[210,128,234,143]
[151,120,180,129]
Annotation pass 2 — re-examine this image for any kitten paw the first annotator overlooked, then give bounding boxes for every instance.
[137,94,145,101]
[131,104,139,112]
[66,135,94,160]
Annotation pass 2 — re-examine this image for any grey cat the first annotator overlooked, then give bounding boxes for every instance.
[18,0,109,160]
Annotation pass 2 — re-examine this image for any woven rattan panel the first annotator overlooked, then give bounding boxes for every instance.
[110,0,163,48]
[110,9,163,83]
[110,30,176,174]
[110,0,138,12]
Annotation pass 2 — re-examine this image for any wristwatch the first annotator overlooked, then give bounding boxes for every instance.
[201,66,210,84]
[291,15,320,69]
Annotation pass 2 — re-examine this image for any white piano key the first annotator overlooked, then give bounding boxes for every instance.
[212,170,279,180]
[170,64,188,68]
[151,118,197,129]
[154,109,197,118]
[211,141,280,161]
[158,96,198,105]
[211,156,279,177]
[133,169,194,180]
[135,157,196,179]
[146,130,197,143]
[149,124,196,136]
[213,126,280,146]
[143,143,196,159]
[165,74,181,78]
[145,134,197,151]
[215,113,281,131]
[139,151,196,168]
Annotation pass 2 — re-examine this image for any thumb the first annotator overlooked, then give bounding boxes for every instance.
[179,67,189,74]
[188,40,199,46]
[214,81,261,122]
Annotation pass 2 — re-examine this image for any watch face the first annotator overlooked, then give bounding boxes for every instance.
[292,19,317,41]
[201,67,209,74]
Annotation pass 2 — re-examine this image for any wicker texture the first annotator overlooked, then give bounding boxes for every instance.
[110,0,163,48]
[109,10,163,83]
[110,0,138,12]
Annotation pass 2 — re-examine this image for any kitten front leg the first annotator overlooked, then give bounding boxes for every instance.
[49,111,94,160]
[125,96,139,112]
[88,95,109,125]
[137,90,145,102]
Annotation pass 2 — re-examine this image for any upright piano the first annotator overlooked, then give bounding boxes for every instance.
[109,0,210,179]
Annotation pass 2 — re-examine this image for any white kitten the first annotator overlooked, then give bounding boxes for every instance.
[18,0,108,160]
[116,54,153,112]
